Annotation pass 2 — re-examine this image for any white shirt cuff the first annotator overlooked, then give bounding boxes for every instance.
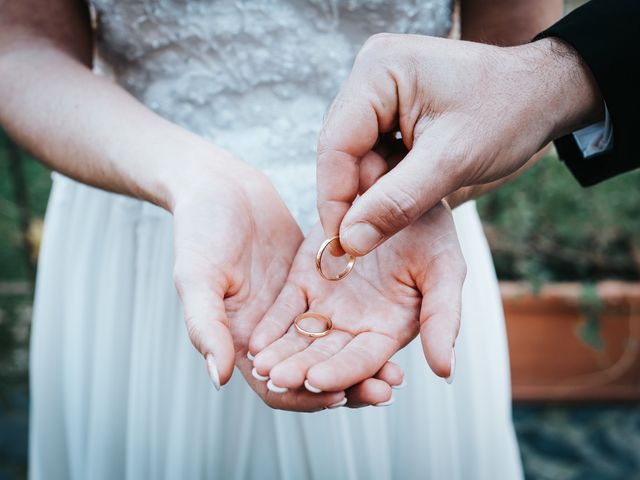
[572,103,613,158]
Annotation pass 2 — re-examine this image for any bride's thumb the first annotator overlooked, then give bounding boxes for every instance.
[174,273,235,390]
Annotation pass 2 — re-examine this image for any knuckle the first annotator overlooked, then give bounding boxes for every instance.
[374,187,421,231]
[355,34,396,67]
[363,33,397,51]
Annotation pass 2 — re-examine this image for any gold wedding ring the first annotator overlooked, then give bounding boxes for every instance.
[294,312,333,338]
[315,235,356,281]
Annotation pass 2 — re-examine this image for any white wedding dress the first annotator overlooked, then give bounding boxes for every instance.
[29,1,523,479]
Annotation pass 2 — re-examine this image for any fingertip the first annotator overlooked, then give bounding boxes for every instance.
[420,329,455,380]
[345,378,393,407]
[248,331,269,357]
[340,222,383,257]
[306,366,335,392]
[251,352,272,376]
[375,361,405,388]
[209,321,236,385]
[269,363,305,389]
[445,349,456,384]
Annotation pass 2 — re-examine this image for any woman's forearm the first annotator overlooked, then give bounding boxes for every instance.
[0,42,233,211]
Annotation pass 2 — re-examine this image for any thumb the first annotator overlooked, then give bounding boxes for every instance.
[339,137,457,256]
[316,56,400,238]
[174,267,235,390]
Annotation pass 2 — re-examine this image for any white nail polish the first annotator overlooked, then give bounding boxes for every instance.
[374,395,394,407]
[267,379,288,393]
[445,349,456,385]
[205,353,221,391]
[328,398,347,409]
[251,367,269,382]
[304,379,323,393]
[392,378,406,390]
[247,351,255,362]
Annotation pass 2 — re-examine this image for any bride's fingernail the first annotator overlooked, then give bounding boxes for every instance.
[445,349,456,385]
[267,379,288,393]
[392,378,406,390]
[374,395,394,407]
[328,397,347,409]
[343,223,382,255]
[205,353,221,391]
[247,351,255,362]
[304,379,323,393]
[251,367,269,382]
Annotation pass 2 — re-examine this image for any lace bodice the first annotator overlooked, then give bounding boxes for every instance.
[89,0,455,229]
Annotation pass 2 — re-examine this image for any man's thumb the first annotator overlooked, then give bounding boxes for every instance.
[339,144,451,256]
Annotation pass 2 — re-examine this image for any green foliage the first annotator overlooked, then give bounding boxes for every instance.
[0,130,52,280]
[478,152,640,283]
[576,283,605,351]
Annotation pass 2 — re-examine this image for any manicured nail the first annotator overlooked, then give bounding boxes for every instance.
[328,397,347,409]
[251,367,269,382]
[304,379,323,393]
[374,395,394,407]
[445,349,456,384]
[205,353,221,391]
[392,378,406,390]
[247,351,255,361]
[267,379,288,393]
[343,223,382,255]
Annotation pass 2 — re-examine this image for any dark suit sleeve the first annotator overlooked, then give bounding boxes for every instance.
[536,0,640,186]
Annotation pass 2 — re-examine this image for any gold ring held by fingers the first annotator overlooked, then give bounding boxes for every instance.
[315,235,356,281]
[294,312,333,338]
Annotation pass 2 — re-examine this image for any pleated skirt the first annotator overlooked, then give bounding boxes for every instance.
[29,173,523,480]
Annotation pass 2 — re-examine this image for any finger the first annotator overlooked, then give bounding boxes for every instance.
[306,332,399,391]
[417,236,466,381]
[316,58,399,238]
[358,150,388,194]
[339,134,456,257]
[344,378,393,408]
[266,388,347,413]
[174,273,235,390]
[374,361,405,388]
[269,330,353,390]
[237,357,346,412]
[252,330,311,378]
[249,283,307,354]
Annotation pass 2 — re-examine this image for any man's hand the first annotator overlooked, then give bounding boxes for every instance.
[317,34,603,256]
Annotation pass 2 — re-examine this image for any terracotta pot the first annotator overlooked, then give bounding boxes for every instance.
[501,281,640,402]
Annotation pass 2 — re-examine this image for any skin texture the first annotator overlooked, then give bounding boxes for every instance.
[250,203,466,394]
[243,1,565,396]
[315,2,603,258]
[0,0,398,410]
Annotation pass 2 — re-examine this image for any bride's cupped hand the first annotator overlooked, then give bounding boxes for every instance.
[248,202,466,405]
[171,153,401,410]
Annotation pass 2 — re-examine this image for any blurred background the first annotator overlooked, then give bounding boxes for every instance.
[1,2,639,479]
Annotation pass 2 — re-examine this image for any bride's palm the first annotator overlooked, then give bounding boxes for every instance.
[249,203,466,397]
[173,164,401,409]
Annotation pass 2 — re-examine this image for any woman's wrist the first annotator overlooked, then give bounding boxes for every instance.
[147,133,258,213]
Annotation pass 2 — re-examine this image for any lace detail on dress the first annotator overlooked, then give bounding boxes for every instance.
[88,0,454,229]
